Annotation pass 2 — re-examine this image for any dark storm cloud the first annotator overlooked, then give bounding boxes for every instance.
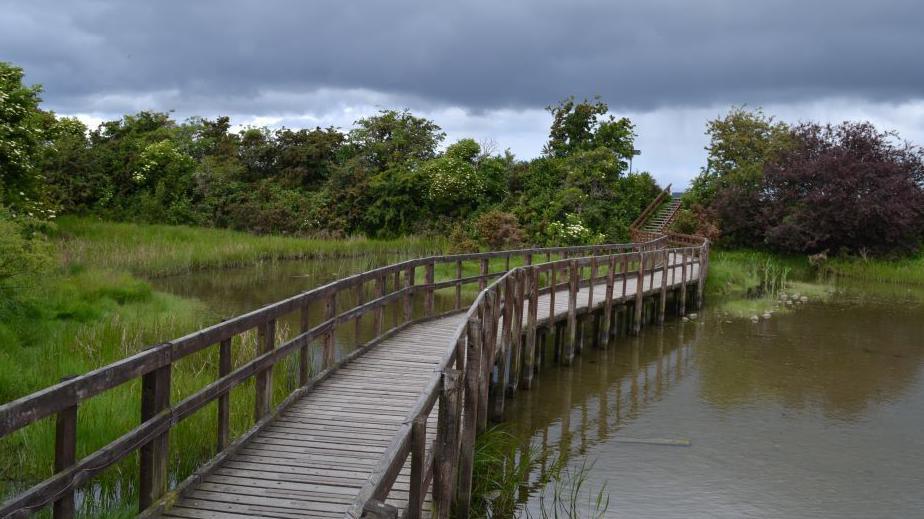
[3,0,923,115]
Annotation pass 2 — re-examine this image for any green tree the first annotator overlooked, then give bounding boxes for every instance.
[0,61,48,210]
[42,117,94,211]
[348,109,445,170]
[544,96,636,162]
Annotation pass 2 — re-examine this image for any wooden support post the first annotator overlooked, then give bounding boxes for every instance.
[492,278,512,421]
[53,375,77,519]
[374,275,386,336]
[434,370,462,519]
[564,260,578,365]
[601,255,616,347]
[404,266,415,323]
[697,242,709,309]
[455,260,463,309]
[255,319,276,420]
[679,248,688,317]
[456,319,482,518]
[217,338,232,451]
[508,270,524,394]
[478,298,496,431]
[140,362,171,512]
[659,249,668,324]
[407,415,427,519]
[526,253,533,266]
[633,252,645,335]
[324,294,336,368]
[425,261,435,317]
[522,267,538,389]
[479,258,489,292]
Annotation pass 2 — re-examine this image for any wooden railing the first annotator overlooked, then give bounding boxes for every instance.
[0,240,676,518]
[629,183,672,233]
[348,234,709,519]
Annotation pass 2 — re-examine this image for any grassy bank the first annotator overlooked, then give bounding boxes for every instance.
[0,219,447,516]
[825,253,924,285]
[55,216,447,277]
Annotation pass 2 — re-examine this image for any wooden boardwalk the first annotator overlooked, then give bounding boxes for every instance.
[158,257,700,519]
[0,223,708,519]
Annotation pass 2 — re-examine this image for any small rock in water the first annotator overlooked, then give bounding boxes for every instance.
[682,316,689,322]
[750,315,760,322]
[800,296,809,303]
[688,313,698,319]
[762,312,772,320]
[786,300,794,306]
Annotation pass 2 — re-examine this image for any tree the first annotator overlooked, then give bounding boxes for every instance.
[543,97,635,162]
[686,106,792,246]
[761,122,924,255]
[274,127,344,189]
[0,61,48,210]
[42,117,94,211]
[348,109,445,171]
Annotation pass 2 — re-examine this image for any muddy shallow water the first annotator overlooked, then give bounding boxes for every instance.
[152,261,924,518]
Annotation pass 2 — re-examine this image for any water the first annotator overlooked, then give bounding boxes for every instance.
[152,260,924,518]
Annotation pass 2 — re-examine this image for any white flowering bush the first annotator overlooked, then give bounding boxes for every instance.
[546,213,605,246]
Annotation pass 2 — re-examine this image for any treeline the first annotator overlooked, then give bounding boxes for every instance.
[1,61,660,251]
[678,107,924,256]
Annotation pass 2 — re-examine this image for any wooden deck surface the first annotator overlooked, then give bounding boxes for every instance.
[159,259,699,519]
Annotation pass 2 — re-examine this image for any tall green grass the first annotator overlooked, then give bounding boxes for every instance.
[825,253,924,285]
[55,217,446,277]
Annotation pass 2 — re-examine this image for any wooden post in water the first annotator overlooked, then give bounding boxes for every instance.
[695,245,706,310]
[217,337,232,450]
[53,375,77,519]
[140,361,171,511]
[456,319,483,518]
[408,415,427,519]
[255,319,276,419]
[434,370,462,519]
[425,261,435,317]
[522,267,539,389]
[601,255,616,347]
[659,249,669,324]
[679,248,688,316]
[633,252,645,335]
[564,260,578,365]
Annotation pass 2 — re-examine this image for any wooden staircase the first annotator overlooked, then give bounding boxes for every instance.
[643,195,682,233]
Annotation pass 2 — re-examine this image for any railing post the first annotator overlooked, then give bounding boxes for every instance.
[374,275,386,336]
[255,319,276,420]
[522,267,539,389]
[53,375,77,519]
[508,270,524,393]
[621,254,629,299]
[633,252,645,335]
[492,279,512,421]
[479,294,498,430]
[408,415,427,519]
[404,265,415,323]
[588,256,597,309]
[140,361,171,511]
[299,305,310,385]
[324,293,336,368]
[659,248,669,324]
[679,248,688,316]
[434,369,462,519]
[217,337,232,451]
[548,262,557,323]
[455,259,463,309]
[456,319,483,519]
[564,260,578,365]
[355,282,365,342]
[478,258,489,291]
[601,255,616,347]
[696,246,706,310]
[425,261,435,317]
[392,270,401,328]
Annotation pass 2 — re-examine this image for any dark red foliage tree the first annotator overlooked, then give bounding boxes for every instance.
[761,122,924,255]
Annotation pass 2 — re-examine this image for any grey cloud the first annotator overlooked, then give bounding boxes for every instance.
[4,0,924,116]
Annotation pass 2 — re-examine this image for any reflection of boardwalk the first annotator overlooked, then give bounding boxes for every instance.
[159,258,700,519]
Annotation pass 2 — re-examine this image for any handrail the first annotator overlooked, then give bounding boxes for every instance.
[347,232,709,519]
[0,238,668,518]
[629,183,672,231]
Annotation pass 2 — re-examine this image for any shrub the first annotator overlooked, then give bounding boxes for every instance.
[0,207,52,300]
[473,210,525,249]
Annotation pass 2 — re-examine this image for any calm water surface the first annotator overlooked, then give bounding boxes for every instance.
[153,261,924,518]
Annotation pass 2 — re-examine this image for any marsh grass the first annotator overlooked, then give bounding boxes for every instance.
[55,217,446,277]
[470,427,609,519]
[825,253,924,286]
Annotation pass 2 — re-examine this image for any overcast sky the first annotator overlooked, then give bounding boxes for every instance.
[4,0,924,188]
